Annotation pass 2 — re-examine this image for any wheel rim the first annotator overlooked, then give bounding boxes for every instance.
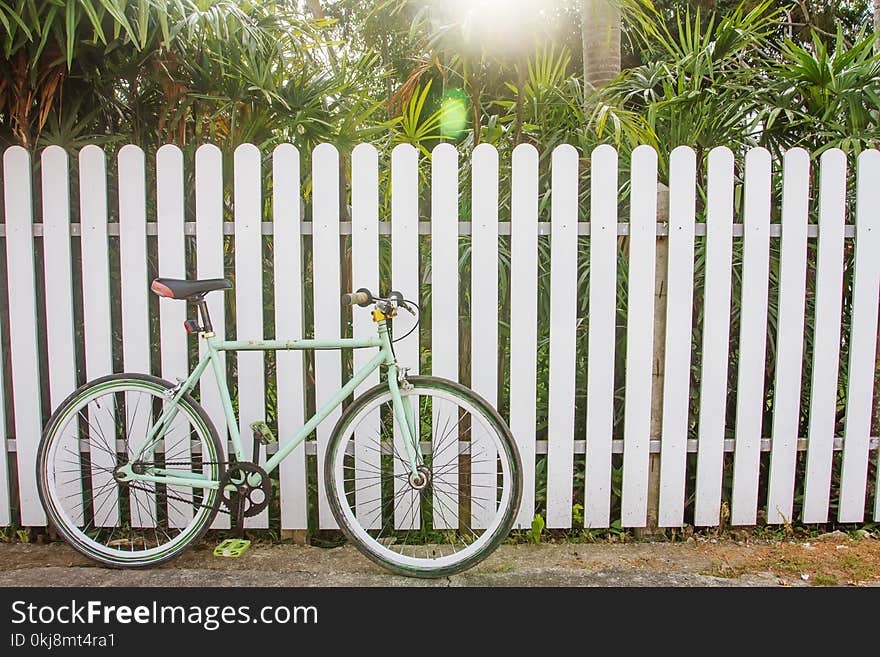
[330,385,515,572]
[41,380,220,564]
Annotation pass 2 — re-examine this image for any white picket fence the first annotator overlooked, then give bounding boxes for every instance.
[1,142,879,533]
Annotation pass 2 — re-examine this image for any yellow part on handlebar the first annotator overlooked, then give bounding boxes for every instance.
[371,308,397,322]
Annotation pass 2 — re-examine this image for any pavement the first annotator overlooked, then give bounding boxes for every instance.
[3,535,876,587]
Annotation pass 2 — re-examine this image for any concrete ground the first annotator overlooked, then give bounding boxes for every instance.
[2,531,878,587]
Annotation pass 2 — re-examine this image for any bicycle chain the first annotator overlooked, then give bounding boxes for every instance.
[126,482,230,515]
[126,460,231,515]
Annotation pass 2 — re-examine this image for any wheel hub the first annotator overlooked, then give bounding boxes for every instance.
[113,458,131,483]
[408,465,431,490]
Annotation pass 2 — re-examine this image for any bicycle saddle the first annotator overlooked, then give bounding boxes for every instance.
[151,277,232,300]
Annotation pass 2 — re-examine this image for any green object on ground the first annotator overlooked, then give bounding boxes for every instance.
[214,538,251,558]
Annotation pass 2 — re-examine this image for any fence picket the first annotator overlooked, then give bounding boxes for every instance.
[80,146,117,528]
[351,143,380,529]
[509,143,539,529]
[232,144,268,529]
[802,149,847,523]
[118,145,150,375]
[470,144,499,529]
[694,147,735,526]
[391,144,421,529]
[156,145,191,528]
[658,146,697,527]
[42,147,77,403]
[273,144,308,530]
[118,145,153,528]
[731,147,772,525]
[621,145,658,527]
[584,145,618,529]
[195,144,230,530]
[430,143,460,530]
[766,148,810,525]
[546,145,579,528]
[312,143,342,529]
[0,318,8,526]
[41,147,80,525]
[838,149,880,522]
[3,147,43,525]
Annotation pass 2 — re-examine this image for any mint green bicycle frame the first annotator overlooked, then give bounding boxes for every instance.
[115,318,420,492]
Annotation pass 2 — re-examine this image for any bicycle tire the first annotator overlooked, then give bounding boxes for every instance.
[325,375,522,578]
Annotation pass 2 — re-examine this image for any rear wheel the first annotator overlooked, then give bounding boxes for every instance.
[325,376,521,577]
[37,373,224,567]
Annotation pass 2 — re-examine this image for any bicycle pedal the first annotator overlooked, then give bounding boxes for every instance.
[249,420,276,445]
[213,538,251,558]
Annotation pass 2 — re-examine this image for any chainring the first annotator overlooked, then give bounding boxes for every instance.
[219,462,272,518]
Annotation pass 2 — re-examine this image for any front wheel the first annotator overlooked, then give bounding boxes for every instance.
[325,376,522,578]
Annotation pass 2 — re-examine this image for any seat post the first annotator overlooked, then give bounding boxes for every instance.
[195,297,214,335]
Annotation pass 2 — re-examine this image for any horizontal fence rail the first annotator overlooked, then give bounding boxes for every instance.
[5,436,878,455]
[1,142,879,534]
[0,222,860,237]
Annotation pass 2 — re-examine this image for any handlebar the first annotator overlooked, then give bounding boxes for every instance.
[341,288,373,307]
[342,287,420,342]
[341,288,416,314]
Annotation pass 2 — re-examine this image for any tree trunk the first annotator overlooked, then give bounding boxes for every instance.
[305,0,339,67]
[469,68,481,147]
[513,58,527,145]
[305,0,325,19]
[582,1,667,538]
[875,0,880,53]
[582,0,621,89]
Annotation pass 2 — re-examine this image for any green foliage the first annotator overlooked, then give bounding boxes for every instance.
[605,0,880,161]
[762,28,880,155]
[0,1,380,151]
[606,0,777,154]
[385,79,445,153]
[528,514,545,544]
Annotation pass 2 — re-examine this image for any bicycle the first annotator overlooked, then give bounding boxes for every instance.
[36,278,522,577]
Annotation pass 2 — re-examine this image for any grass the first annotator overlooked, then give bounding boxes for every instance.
[479,562,515,574]
[758,535,880,586]
[701,561,746,579]
[812,574,837,586]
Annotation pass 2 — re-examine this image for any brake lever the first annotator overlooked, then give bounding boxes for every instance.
[388,291,415,315]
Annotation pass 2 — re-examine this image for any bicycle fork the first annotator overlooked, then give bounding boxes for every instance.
[378,321,424,482]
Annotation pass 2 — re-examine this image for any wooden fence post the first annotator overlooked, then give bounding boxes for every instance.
[638,181,669,539]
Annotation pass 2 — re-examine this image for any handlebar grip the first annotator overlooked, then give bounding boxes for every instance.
[342,288,373,307]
